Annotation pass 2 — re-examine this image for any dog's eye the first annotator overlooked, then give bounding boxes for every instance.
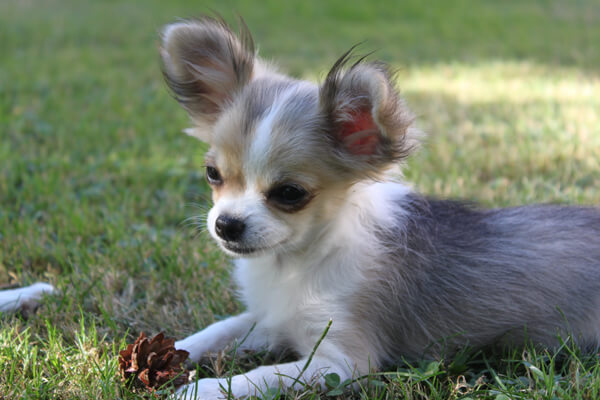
[267,184,311,211]
[205,166,223,185]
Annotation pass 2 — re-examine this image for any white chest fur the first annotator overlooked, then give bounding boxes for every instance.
[233,253,345,353]
[231,180,411,354]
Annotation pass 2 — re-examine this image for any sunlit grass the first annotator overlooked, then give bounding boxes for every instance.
[399,61,600,206]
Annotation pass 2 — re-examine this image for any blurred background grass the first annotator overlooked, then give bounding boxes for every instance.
[0,0,599,398]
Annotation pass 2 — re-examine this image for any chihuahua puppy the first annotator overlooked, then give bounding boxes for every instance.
[160,17,600,399]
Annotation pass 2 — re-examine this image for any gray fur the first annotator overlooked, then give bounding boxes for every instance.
[237,78,299,137]
[353,194,600,365]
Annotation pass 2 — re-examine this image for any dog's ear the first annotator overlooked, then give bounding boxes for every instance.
[161,17,255,142]
[320,51,420,177]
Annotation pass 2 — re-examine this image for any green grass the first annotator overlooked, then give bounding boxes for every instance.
[1,0,599,398]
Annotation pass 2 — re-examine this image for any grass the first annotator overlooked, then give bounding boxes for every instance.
[1,0,599,398]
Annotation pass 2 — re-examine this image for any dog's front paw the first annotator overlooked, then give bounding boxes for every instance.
[23,282,55,297]
[175,378,229,400]
[18,282,55,316]
[21,281,54,303]
[175,337,209,364]
[0,282,55,315]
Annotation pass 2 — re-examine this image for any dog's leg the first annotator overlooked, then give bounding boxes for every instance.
[0,282,55,314]
[175,312,266,362]
[176,350,355,400]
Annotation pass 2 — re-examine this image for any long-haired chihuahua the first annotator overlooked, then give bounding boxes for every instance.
[160,16,600,399]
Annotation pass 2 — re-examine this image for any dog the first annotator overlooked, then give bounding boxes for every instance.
[160,17,600,399]
[0,283,55,315]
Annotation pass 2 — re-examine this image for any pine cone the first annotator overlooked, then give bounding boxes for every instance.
[119,332,190,392]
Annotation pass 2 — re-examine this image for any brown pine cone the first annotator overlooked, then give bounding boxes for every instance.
[119,332,190,392]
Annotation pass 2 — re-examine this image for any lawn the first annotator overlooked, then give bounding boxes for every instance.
[1,0,599,398]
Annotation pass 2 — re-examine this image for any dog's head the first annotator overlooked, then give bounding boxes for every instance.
[161,17,419,257]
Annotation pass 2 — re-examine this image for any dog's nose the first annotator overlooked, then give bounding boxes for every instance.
[215,215,246,242]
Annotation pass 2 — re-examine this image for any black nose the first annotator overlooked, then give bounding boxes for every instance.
[215,215,246,242]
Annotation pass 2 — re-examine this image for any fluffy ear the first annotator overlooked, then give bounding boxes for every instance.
[319,51,420,177]
[160,17,255,140]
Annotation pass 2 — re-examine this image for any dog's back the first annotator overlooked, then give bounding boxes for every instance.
[356,194,600,363]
